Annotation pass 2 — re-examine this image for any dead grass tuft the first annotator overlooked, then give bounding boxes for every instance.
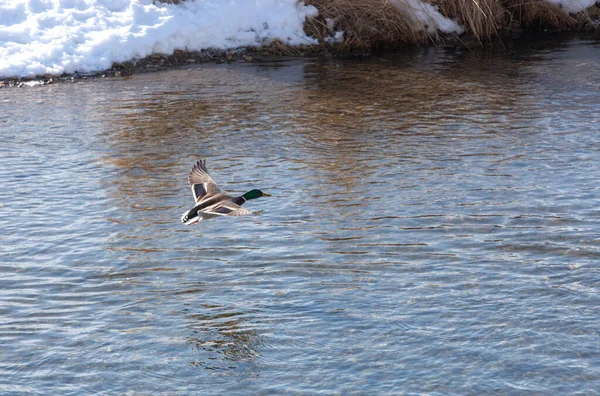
[433,0,505,40]
[502,0,575,30]
[305,0,585,47]
[304,0,433,49]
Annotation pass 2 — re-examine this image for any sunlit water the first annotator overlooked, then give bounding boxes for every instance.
[2,36,600,394]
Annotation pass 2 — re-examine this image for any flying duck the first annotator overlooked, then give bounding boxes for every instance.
[181,160,270,225]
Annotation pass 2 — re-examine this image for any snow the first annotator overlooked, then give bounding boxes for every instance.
[0,0,318,78]
[542,0,597,13]
[390,0,464,35]
[324,30,344,44]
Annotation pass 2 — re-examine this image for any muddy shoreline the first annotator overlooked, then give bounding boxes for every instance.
[1,27,598,89]
[0,45,328,88]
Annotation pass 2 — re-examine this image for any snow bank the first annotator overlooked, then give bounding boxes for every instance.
[0,0,318,78]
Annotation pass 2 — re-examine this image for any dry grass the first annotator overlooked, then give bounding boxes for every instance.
[502,0,575,30]
[433,0,505,40]
[304,0,433,49]
[305,0,582,47]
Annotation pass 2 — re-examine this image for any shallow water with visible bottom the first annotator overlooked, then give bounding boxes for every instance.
[2,35,600,394]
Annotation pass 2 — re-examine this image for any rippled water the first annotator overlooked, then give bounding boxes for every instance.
[2,36,600,394]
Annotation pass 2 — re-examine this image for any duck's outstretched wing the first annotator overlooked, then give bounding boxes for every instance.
[188,160,222,204]
[203,201,252,217]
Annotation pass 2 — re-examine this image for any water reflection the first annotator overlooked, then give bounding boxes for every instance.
[185,305,263,371]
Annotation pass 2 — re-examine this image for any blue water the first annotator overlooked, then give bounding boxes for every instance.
[1,36,600,394]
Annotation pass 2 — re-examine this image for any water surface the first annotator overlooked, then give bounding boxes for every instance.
[2,36,600,394]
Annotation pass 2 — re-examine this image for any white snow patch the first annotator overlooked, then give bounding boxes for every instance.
[324,30,344,43]
[542,0,596,13]
[390,0,464,35]
[0,0,318,78]
[22,80,44,87]
[325,17,337,31]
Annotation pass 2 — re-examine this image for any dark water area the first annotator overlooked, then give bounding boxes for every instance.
[2,35,600,394]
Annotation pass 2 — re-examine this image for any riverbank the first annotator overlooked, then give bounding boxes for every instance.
[0,0,598,88]
[1,30,597,89]
[0,43,326,88]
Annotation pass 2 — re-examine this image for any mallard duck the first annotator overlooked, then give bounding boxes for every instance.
[181,160,271,225]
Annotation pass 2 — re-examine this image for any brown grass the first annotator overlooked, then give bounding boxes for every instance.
[304,0,433,49]
[502,0,575,30]
[433,0,505,40]
[305,0,581,47]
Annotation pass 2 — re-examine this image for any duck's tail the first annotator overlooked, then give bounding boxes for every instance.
[181,210,200,225]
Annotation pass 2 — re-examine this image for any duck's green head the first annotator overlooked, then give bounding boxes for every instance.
[243,189,271,200]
